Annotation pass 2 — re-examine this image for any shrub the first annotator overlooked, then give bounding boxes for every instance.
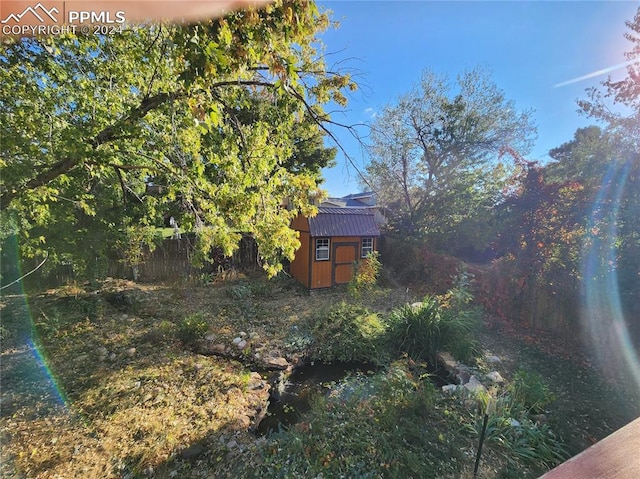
[348,251,382,298]
[311,302,388,364]
[509,369,556,413]
[176,313,208,345]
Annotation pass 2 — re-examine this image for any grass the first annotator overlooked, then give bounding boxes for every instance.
[1,273,637,478]
[251,362,465,479]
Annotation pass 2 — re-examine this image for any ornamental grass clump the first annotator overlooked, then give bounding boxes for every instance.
[462,388,567,473]
[387,268,481,363]
[387,295,480,363]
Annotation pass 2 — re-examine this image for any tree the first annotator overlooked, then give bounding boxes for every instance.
[0,0,354,277]
[363,67,536,248]
[576,6,640,348]
[578,7,639,150]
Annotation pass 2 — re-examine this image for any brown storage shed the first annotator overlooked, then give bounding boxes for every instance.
[290,207,380,289]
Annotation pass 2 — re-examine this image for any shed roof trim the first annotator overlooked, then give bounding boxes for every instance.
[308,207,380,237]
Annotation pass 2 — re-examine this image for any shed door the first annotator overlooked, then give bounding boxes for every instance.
[333,242,358,285]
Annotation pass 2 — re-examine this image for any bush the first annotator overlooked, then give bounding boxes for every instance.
[177,313,208,345]
[509,369,556,413]
[311,302,388,364]
[348,251,382,298]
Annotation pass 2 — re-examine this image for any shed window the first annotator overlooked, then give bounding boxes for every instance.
[315,238,330,261]
[361,238,374,258]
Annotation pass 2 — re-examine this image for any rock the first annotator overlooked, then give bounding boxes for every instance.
[533,413,548,424]
[486,371,505,384]
[236,340,248,350]
[247,372,264,390]
[463,376,487,394]
[237,415,251,429]
[204,334,216,342]
[410,302,423,310]
[232,337,242,345]
[239,331,247,337]
[458,369,472,385]
[249,332,260,339]
[509,418,521,428]
[262,356,289,370]
[179,443,206,460]
[437,351,458,371]
[442,384,460,394]
[226,440,238,450]
[485,355,501,364]
[210,343,226,354]
[125,347,136,357]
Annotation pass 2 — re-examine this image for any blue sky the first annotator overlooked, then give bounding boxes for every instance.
[316,1,640,197]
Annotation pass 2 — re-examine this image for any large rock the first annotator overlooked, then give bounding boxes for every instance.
[437,351,459,372]
[486,371,505,384]
[262,356,289,370]
[463,375,487,394]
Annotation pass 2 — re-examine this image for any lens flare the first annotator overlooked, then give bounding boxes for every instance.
[2,236,69,409]
[554,59,640,88]
[26,336,69,407]
[581,160,640,396]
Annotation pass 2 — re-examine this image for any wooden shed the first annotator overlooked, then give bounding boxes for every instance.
[290,207,380,289]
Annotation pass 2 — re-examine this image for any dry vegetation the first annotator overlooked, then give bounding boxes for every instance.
[0,275,407,478]
[1,273,638,478]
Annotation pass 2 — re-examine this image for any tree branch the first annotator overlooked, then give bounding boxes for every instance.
[1,91,179,211]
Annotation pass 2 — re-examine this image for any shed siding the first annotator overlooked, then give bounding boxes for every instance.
[290,231,311,288]
[291,214,310,232]
[311,260,332,288]
[290,208,380,289]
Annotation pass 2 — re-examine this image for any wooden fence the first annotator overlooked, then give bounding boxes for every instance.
[4,235,260,289]
[109,234,260,282]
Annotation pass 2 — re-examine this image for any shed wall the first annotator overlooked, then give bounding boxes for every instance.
[290,231,311,288]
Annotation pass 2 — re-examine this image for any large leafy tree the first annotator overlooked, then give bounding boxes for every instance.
[363,67,536,248]
[0,0,353,277]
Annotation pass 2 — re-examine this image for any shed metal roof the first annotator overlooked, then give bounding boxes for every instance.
[308,207,380,237]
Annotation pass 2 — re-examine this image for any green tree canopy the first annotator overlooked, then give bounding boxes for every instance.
[0,0,354,277]
[363,67,536,248]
